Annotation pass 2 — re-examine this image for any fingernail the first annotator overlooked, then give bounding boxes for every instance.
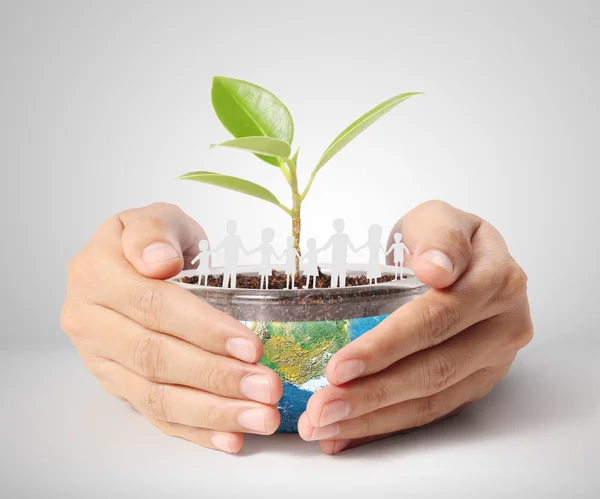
[142,243,179,264]
[241,374,271,404]
[211,434,233,453]
[334,360,365,385]
[421,250,454,273]
[319,400,350,427]
[311,423,340,440]
[227,338,257,363]
[238,409,267,433]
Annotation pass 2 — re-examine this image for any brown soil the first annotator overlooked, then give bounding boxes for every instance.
[178,269,401,289]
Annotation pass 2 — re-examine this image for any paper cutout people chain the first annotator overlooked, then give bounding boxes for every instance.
[300,238,319,289]
[249,228,280,290]
[212,220,249,289]
[194,221,412,289]
[356,224,385,284]
[386,232,411,280]
[191,239,211,286]
[319,219,357,289]
[280,236,301,289]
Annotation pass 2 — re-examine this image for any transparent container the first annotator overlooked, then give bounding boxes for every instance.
[172,265,428,432]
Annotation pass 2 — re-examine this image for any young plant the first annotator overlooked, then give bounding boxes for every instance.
[179,76,421,275]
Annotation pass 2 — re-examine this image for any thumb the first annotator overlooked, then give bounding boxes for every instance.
[387,200,481,289]
[120,203,208,280]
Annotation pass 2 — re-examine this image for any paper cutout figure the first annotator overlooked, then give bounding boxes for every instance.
[357,224,386,284]
[249,228,280,289]
[213,220,249,289]
[198,221,413,289]
[279,235,301,289]
[301,238,320,289]
[191,239,211,286]
[320,219,357,288]
[386,232,411,280]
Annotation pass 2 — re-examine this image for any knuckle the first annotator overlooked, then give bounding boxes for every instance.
[423,352,458,393]
[122,203,183,230]
[421,199,453,212]
[141,383,169,421]
[378,336,403,365]
[159,424,177,438]
[66,252,91,286]
[417,300,462,347]
[445,227,473,262]
[129,334,166,381]
[149,202,183,215]
[198,362,225,393]
[508,320,535,350]
[129,284,165,331]
[59,300,88,342]
[415,395,441,427]
[441,227,472,263]
[362,382,390,413]
[359,414,380,437]
[59,304,78,335]
[499,262,529,300]
[80,354,105,380]
[198,402,217,428]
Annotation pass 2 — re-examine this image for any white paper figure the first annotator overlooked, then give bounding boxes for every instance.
[249,228,280,289]
[320,219,357,289]
[301,238,320,289]
[278,236,301,289]
[213,220,249,289]
[386,232,411,280]
[191,239,211,286]
[356,225,386,284]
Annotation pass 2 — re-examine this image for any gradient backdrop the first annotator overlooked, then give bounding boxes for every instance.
[1,1,598,498]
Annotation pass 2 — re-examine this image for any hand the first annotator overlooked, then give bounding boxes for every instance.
[61,203,282,453]
[298,200,533,454]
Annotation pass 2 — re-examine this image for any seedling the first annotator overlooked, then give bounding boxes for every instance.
[179,76,421,274]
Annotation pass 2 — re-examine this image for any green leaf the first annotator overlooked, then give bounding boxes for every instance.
[211,76,294,166]
[291,147,300,165]
[313,92,422,173]
[178,171,289,212]
[210,136,291,160]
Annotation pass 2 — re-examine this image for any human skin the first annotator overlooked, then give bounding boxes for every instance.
[60,203,283,454]
[61,201,532,454]
[297,200,533,454]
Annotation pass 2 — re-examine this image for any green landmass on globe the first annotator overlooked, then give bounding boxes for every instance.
[248,320,351,385]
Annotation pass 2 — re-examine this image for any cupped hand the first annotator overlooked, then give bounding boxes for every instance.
[61,203,282,453]
[298,200,533,454]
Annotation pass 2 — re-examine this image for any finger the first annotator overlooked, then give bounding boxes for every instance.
[80,303,282,404]
[327,221,528,385]
[119,203,209,279]
[325,288,494,385]
[386,200,481,289]
[307,312,525,427]
[319,438,352,455]
[83,354,245,453]
[299,366,504,441]
[146,417,244,454]
[72,220,263,363]
[113,278,264,363]
[100,359,280,434]
[319,431,408,455]
[318,409,465,455]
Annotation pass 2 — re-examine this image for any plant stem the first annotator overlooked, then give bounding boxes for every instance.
[300,171,316,201]
[286,158,302,276]
[292,210,301,276]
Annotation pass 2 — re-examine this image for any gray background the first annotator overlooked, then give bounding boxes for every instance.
[1,0,598,497]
